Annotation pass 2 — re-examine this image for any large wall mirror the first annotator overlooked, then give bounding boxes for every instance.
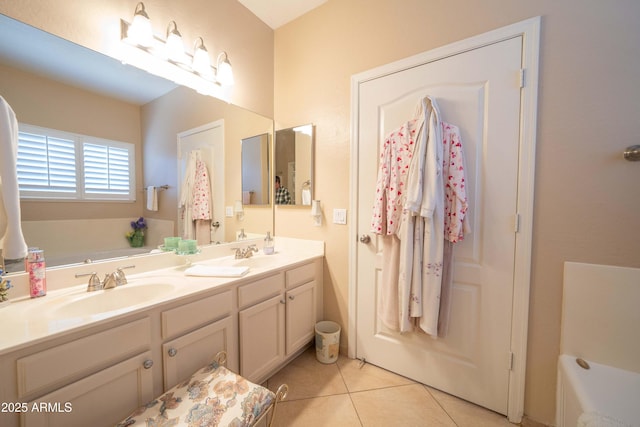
[0,14,274,272]
[241,133,271,205]
[274,124,314,206]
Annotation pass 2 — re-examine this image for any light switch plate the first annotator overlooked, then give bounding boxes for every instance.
[225,206,233,217]
[333,208,347,225]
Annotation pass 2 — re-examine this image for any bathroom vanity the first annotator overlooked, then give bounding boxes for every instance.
[0,237,323,427]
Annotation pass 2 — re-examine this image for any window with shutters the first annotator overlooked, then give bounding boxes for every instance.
[17,124,135,201]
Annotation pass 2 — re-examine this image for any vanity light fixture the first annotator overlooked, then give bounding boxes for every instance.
[192,38,214,80]
[311,200,322,226]
[234,200,245,221]
[127,2,153,47]
[119,2,234,100]
[216,52,234,86]
[165,21,187,64]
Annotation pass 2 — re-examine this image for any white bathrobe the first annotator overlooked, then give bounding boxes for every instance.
[397,96,445,335]
[0,96,28,260]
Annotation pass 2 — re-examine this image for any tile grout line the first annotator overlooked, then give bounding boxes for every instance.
[423,384,460,427]
[336,358,365,427]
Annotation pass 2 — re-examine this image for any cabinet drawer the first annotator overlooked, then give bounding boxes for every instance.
[17,318,150,399]
[285,261,316,289]
[162,290,232,340]
[238,272,283,308]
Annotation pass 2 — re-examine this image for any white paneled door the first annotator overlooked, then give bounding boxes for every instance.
[354,32,534,417]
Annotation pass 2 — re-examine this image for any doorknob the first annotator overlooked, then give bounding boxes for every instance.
[359,234,371,244]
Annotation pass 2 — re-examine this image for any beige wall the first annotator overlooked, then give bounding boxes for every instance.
[141,86,273,240]
[0,63,143,221]
[272,0,640,424]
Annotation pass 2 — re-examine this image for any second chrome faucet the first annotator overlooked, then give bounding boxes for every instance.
[79,265,135,292]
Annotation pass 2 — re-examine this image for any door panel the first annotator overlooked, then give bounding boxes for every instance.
[356,37,522,414]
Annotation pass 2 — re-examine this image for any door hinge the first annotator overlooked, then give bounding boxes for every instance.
[509,352,514,371]
[519,69,525,88]
[514,213,520,233]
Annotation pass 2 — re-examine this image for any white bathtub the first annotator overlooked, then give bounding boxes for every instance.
[556,354,640,427]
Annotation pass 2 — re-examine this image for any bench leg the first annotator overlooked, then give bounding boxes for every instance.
[267,384,289,427]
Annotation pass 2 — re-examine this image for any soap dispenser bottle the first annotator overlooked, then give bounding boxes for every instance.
[263,232,275,255]
[27,249,46,298]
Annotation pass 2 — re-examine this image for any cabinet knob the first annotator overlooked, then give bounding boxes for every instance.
[280,299,286,304]
[143,359,154,369]
[288,295,295,300]
[168,348,178,357]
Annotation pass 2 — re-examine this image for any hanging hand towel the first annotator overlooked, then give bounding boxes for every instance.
[301,188,311,205]
[0,96,28,260]
[146,186,158,211]
[242,191,252,204]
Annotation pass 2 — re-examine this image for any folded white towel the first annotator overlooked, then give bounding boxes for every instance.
[577,412,632,427]
[185,264,249,277]
[146,186,158,211]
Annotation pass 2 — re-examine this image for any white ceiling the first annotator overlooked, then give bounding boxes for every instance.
[238,0,328,29]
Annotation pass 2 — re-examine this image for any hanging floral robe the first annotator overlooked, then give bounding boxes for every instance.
[179,151,212,241]
[437,122,470,336]
[370,117,424,331]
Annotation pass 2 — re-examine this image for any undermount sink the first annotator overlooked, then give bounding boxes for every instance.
[51,282,176,318]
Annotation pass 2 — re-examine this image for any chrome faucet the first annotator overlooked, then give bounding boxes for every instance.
[104,265,134,289]
[231,244,259,259]
[77,265,135,292]
[84,272,102,292]
[103,272,118,290]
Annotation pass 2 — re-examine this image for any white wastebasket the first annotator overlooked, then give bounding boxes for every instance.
[315,321,341,364]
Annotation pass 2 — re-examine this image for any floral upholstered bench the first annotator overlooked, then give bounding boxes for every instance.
[117,352,288,427]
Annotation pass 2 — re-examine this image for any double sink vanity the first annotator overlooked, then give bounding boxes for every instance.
[0,237,324,427]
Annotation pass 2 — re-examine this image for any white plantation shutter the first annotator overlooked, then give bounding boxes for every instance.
[83,142,132,197]
[17,132,77,194]
[17,124,135,201]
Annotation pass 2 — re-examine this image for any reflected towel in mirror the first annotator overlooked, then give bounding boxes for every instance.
[0,96,28,259]
[242,191,252,204]
[146,186,158,211]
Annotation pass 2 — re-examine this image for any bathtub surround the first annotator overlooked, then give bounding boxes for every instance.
[561,263,640,373]
[20,218,174,268]
[557,262,640,426]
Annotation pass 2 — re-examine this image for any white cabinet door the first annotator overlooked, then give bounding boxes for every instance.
[285,280,316,355]
[162,316,234,390]
[239,294,285,382]
[22,351,154,427]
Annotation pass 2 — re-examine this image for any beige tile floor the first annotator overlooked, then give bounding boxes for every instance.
[266,347,516,427]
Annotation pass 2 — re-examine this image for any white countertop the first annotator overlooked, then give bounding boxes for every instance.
[0,237,324,356]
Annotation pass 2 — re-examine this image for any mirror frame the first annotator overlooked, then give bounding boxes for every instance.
[274,124,315,206]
